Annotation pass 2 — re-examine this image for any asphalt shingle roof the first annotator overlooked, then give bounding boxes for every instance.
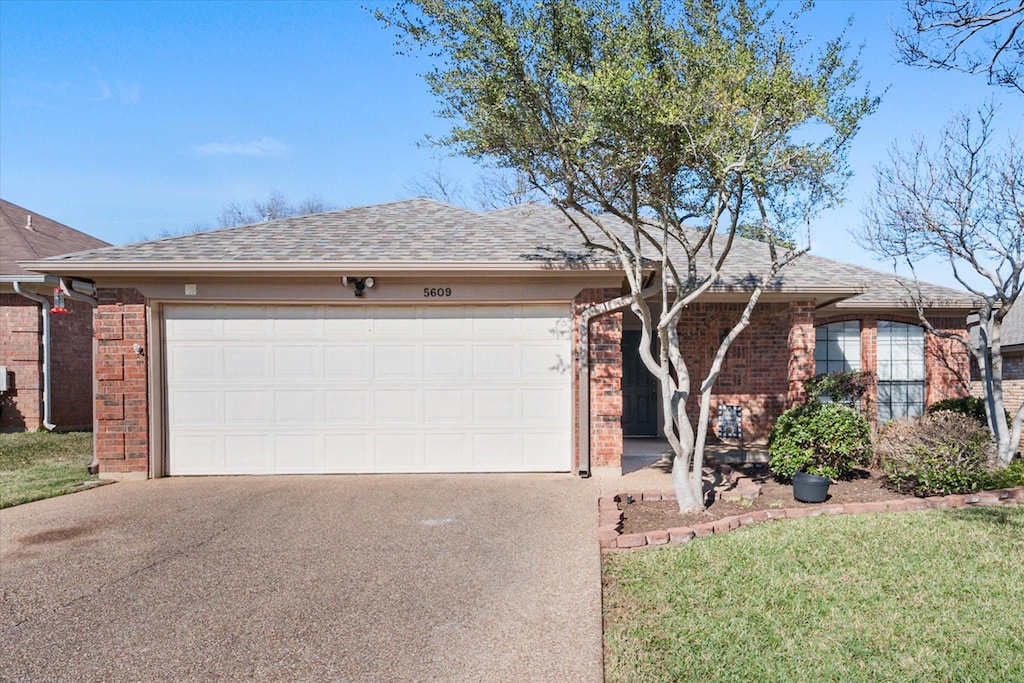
[491,204,973,308]
[1,199,109,276]
[35,198,609,267]
[25,197,973,309]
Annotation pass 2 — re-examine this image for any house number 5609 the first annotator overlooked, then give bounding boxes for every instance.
[423,287,452,298]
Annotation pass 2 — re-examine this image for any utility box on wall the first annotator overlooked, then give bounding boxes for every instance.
[717,404,742,439]
[0,366,9,393]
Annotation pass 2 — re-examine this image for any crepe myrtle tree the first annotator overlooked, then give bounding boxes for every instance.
[861,106,1023,467]
[378,0,878,511]
[896,0,1024,94]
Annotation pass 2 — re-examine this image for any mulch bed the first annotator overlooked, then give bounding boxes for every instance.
[618,465,914,535]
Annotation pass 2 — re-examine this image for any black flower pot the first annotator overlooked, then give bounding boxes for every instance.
[792,472,831,503]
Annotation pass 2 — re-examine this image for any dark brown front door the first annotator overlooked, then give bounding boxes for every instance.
[620,329,658,437]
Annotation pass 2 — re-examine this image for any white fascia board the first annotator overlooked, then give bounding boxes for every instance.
[19,260,623,278]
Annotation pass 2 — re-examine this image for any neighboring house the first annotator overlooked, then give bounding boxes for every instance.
[22,198,974,479]
[1,199,109,431]
[972,303,1024,447]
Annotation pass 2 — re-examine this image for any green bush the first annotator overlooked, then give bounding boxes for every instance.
[927,396,1010,428]
[768,402,872,480]
[982,459,1024,490]
[877,411,996,497]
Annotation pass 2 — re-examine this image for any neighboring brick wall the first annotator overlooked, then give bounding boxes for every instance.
[574,288,623,470]
[970,350,1024,450]
[0,294,42,430]
[49,297,95,428]
[0,294,95,431]
[94,289,149,477]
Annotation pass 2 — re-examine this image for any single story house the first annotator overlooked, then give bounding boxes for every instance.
[22,198,974,478]
[1,199,109,431]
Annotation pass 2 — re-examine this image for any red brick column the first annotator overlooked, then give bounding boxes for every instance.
[786,301,815,406]
[94,289,149,478]
[574,288,623,471]
[925,315,971,403]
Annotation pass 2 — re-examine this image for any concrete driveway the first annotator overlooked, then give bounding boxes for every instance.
[0,475,603,682]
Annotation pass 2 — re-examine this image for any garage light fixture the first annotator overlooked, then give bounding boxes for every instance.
[341,276,375,297]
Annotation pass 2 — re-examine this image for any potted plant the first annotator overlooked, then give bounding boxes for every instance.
[768,402,872,502]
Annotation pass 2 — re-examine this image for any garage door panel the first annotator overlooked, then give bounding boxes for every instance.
[472,345,515,377]
[522,389,570,423]
[324,345,370,379]
[424,433,470,470]
[224,390,267,424]
[224,346,269,380]
[165,304,571,475]
[422,346,466,377]
[274,390,319,424]
[325,390,369,423]
[273,346,319,379]
[275,434,321,472]
[423,390,467,421]
[170,346,218,380]
[224,435,272,473]
[169,435,221,474]
[374,390,418,422]
[171,390,220,426]
[324,434,373,471]
[374,433,420,471]
[373,345,417,379]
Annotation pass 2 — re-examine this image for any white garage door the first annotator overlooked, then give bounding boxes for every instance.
[164,304,572,475]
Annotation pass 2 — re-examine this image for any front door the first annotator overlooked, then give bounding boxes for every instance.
[620,329,658,437]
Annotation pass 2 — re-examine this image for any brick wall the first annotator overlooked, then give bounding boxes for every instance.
[674,301,810,445]
[1,293,95,431]
[574,288,623,470]
[0,294,42,430]
[94,288,149,478]
[49,297,94,428]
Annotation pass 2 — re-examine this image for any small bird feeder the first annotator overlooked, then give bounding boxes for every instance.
[50,287,69,314]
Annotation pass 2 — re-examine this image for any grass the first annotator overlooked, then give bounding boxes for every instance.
[604,508,1024,682]
[0,431,98,508]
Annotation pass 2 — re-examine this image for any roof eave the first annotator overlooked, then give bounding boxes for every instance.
[19,259,624,277]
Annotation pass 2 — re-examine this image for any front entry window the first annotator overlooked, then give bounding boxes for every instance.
[814,321,861,375]
[877,321,925,423]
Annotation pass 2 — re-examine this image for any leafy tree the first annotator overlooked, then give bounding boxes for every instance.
[379,0,877,511]
[896,0,1024,93]
[860,105,1023,467]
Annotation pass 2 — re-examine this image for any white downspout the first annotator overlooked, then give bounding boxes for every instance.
[12,281,56,431]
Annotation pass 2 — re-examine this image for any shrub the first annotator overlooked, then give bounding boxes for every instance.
[876,411,997,497]
[982,459,1024,490]
[768,402,872,480]
[927,396,1011,428]
[804,370,873,407]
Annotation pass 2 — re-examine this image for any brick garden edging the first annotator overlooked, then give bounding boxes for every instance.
[599,485,1024,551]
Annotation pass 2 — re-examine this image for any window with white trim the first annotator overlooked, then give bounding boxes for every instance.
[814,321,861,375]
[877,321,925,422]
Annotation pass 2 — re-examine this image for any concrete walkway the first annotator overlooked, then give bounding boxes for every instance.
[0,475,604,682]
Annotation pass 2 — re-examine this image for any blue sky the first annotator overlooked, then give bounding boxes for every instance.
[1,0,1020,289]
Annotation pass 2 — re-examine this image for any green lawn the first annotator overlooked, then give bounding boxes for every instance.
[0,431,99,508]
[604,508,1024,682]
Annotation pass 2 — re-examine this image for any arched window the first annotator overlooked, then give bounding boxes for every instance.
[814,321,861,375]
[877,321,925,422]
